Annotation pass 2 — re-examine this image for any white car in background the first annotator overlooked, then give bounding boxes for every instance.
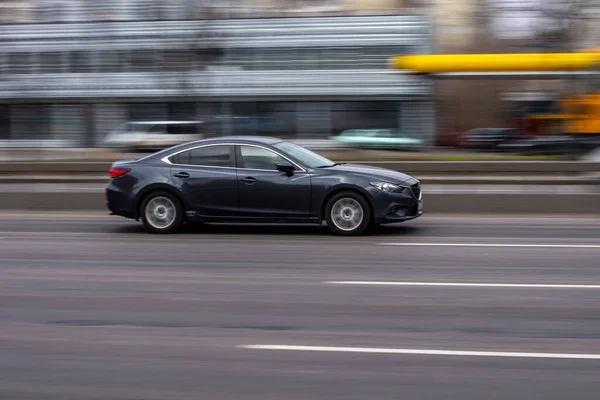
[330,129,424,151]
[103,121,205,151]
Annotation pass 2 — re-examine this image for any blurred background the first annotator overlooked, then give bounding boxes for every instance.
[2,4,600,399]
[0,0,597,159]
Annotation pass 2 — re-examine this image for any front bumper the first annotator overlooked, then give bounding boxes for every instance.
[370,186,423,224]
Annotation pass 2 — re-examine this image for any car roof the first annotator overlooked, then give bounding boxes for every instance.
[186,136,284,146]
[138,136,287,163]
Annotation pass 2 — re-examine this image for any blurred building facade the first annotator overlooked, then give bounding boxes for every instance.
[0,0,433,147]
[0,1,421,22]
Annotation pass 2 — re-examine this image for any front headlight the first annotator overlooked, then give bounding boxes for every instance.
[370,181,402,192]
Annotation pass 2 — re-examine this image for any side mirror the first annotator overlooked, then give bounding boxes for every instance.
[276,162,295,175]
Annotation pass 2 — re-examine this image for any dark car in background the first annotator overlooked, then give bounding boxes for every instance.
[106,137,423,236]
[461,128,521,151]
[497,135,600,156]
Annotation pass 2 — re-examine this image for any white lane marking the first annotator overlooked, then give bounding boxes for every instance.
[238,345,600,360]
[325,281,600,289]
[379,243,600,249]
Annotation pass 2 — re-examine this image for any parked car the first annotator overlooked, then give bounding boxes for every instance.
[498,134,600,156]
[460,128,521,151]
[290,139,353,150]
[106,136,423,236]
[496,135,586,155]
[102,121,205,151]
[330,129,423,151]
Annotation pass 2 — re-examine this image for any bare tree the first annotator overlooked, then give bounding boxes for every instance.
[489,0,594,51]
[536,0,592,51]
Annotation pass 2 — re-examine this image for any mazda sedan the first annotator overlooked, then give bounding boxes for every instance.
[106,137,423,235]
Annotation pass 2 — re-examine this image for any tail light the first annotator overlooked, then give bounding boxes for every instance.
[109,167,131,179]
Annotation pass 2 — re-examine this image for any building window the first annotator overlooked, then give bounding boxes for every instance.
[8,53,30,74]
[161,50,194,72]
[69,51,91,73]
[331,101,398,134]
[130,50,157,73]
[39,52,63,74]
[257,102,296,137]
[168,103,197,120]
[129,103,168,121]
[96,51,121,73]
[0,105,9,140]
[227,45,406,70]
[10,104,52,140]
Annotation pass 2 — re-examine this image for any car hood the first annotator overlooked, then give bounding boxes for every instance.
[326,163,418,185]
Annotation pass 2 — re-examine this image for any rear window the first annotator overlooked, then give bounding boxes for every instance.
[170,145,232,167]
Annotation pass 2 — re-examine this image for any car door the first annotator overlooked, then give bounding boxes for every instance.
[236,144,312,219]
[169,144,239,218]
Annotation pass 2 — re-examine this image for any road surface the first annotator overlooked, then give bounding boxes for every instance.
[1,213,599,399]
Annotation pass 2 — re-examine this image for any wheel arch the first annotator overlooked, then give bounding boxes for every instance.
[134,184,187,220]
[320,185,374,222]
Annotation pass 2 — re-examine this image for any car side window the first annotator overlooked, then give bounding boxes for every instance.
[170,145,231,167]
[170,150,190,165]
[240,146,286,171]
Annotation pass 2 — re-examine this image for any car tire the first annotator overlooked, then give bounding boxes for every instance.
[325,191,372,236]
[140,191,184,234]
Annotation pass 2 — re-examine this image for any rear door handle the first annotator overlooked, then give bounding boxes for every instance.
[173,172,190,179]
[241,177,257,185]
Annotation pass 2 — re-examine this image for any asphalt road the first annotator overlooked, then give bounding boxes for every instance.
[1,213,600,399]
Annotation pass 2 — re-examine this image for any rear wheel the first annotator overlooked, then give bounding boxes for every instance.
[140,191,183,234]
[325,191,372,236]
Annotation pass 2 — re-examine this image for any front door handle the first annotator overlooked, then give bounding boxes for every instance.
[173,172,190,179]
[241,177,257,185]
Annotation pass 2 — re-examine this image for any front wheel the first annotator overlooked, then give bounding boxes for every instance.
[140,191,184,234]
[325,191,372,236]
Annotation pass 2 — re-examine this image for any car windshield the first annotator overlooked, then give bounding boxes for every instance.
[273,141,336,169]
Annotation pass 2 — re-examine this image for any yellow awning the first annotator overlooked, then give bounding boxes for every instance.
[390,53,600,73]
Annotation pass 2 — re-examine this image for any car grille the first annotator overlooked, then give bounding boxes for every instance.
[410,183,421,199]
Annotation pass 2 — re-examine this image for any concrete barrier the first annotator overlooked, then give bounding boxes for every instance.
[0,162,110,174]
[2,191,598,214]
[0,192,105,211]
[423,193,600,214]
